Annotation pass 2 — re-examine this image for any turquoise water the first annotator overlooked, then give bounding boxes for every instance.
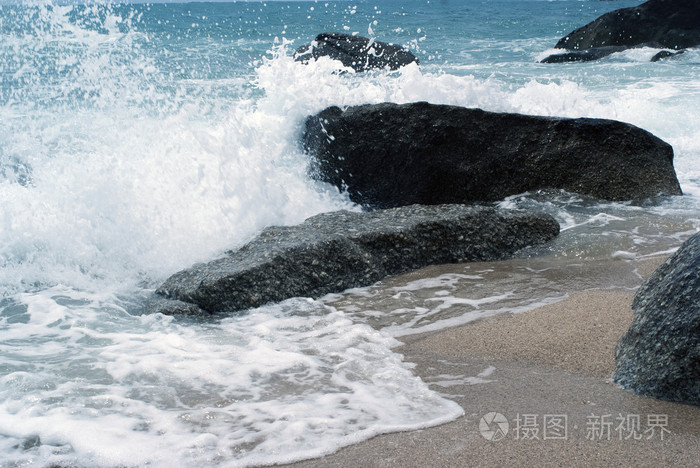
[1,1,699,466]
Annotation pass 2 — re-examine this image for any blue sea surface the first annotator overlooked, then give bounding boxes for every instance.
[1,1,699,466]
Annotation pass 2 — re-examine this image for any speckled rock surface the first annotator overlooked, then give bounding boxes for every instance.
[615,232,700,406]
[155,204,559,314]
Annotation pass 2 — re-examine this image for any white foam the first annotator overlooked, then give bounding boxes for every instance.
[427,365,497,388]
[0,34,357,297]
[0,291,463,467]
[560,212,626,232]
[383,295,568,337]
[392,273,485,292]
[611,250,637,260]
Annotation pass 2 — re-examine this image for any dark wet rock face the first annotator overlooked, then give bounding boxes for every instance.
[294,32,418,72]
[556,0,700,51]
[155,205,559,314]
[615,232,700,406]
[302,102,681,209]
[542,0,700,63]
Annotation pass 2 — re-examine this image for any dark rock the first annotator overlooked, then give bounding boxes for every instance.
[156,205,559,314]
[615,232,700,406]
[146,297,205,316]
[540,42,688,64]
[555,0,700,51]
[294,32,418,72]
[540,45,630,63]
[541,43,687,64]
[650,49,686,62]
[302,102,682,208]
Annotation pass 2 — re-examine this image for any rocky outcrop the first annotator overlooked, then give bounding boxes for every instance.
[294,32,418,72]
[615,232,700,406]
[556,0,700,51]
[155,205,559,314]
[302,102,682,208]
[542,0,700,63]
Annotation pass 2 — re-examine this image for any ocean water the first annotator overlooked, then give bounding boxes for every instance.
[1,0,699,466]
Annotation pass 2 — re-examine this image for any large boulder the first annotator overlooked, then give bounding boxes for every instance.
[615,232,700,406]
[556,0,700,50]
[542,0,700,63]
[294,32,418,72]
[302,102,682,209]
[155,205,559,314]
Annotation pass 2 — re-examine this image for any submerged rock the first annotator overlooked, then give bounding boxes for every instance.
[615,232,700,406]
[294,32,418,72]
[540,45,628,63]
[650,49,686,62]
[302,102,681,208]
[556,0,700,51]
[155,205,559,314]
[541,43,689,64]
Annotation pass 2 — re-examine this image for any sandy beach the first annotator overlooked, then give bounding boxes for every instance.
[288,256,700,467]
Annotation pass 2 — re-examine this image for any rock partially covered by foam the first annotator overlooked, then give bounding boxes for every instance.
[540,45,628,63]
[294,32,418,72]
[615,232,700,406]
[155,205,559,314]
[302,102,681,208]
[541,0,700,63]
[650,49,686,62]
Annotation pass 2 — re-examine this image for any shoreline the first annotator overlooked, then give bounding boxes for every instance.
[287,255,700,467]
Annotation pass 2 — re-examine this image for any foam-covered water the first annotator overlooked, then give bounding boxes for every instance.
[1,291,460,466]
[1,1,700,466]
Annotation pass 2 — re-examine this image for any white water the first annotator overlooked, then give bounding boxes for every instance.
[0,290,462,467]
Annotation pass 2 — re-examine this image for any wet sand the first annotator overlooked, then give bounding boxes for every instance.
[287,256,700,467]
